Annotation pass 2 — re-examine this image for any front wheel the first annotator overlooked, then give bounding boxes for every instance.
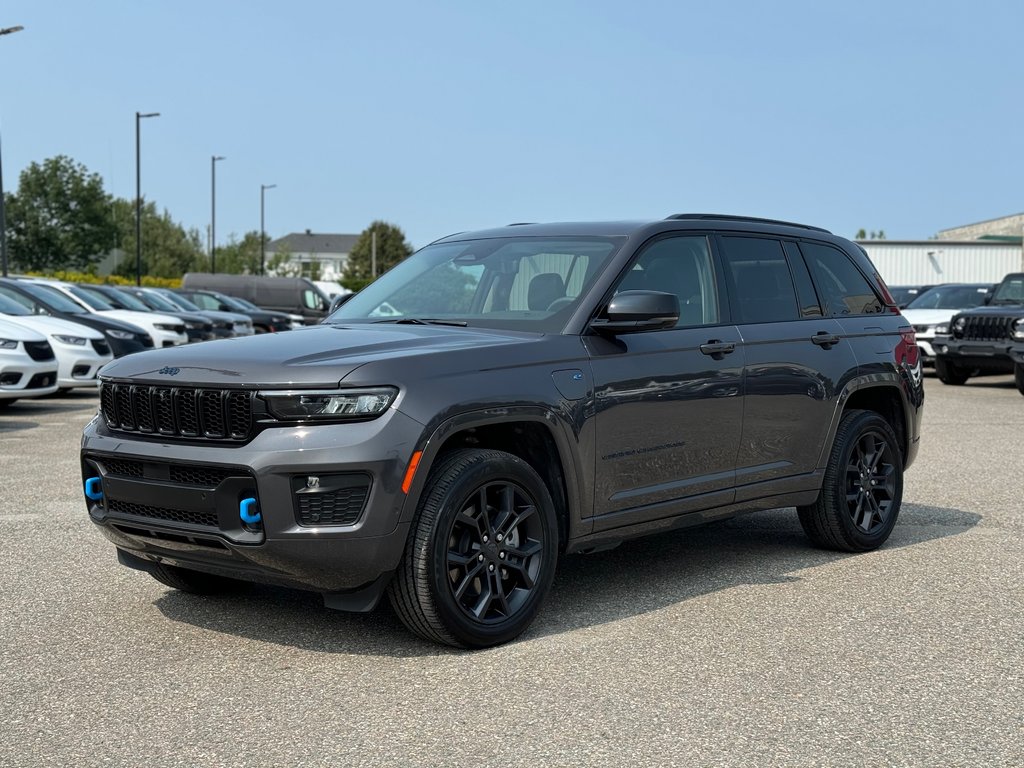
[935,357,969,385]
[798,409,903,552]
[388,449,559,648]
[1015,363,1024,396]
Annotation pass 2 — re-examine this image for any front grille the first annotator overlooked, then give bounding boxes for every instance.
[168,465,237,486]
[91,338,111,356]
[958,315,1015,341]
[23,341,55,361]
[100,383,253,441]
[103,458,144,477]
[108,499,218,528]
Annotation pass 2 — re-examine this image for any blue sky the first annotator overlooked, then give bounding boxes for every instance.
[2,1,1023,250]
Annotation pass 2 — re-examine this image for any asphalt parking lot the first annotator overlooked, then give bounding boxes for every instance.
[1,376,1021,768]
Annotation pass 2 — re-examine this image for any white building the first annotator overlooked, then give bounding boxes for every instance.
[265,230,359,282]
[859,212,1024,286]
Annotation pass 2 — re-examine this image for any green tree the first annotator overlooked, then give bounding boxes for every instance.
[5,155,117,272]
[342,220,412,291]
[109,198,208,279]
[212,231,265,274]
[267,242,300,277]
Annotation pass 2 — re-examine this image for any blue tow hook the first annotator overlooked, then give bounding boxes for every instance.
[84,477,104,501]
[239,497,261,525]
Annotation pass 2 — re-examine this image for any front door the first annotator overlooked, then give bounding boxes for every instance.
[587,234,744,531]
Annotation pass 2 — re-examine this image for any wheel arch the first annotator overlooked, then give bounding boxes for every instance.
[823,377,917,469]
[399,407,588,548]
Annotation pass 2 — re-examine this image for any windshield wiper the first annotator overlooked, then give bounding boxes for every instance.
[375,317,469,327]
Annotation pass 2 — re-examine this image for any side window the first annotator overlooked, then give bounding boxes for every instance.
[782,242,823,317]
[800,242,884,316]
[505,253,589,312]
[613,235,719,327]
[302,289,323,310]
[719,236,799,323]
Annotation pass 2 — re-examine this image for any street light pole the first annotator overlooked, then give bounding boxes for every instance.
[135,111,160,286]
[211,155,225,273]
[260,183,276,276]
[0,25,25,278]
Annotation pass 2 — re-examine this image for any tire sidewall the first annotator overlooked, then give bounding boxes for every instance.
[424,452,558,648]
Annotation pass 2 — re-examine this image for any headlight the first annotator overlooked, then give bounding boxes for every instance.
[0,339,18,350]
[934,323,949,335]
[53,335,88,346]
[1013,318,1024,340]
[154,323,180,331]
[106,329,136,340]
[261,387,397,421]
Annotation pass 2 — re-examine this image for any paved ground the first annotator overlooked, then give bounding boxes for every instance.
[1,375,1021,767]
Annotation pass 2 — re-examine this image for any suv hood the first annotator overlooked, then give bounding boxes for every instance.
[98,323,547,387]
[0,314,104,340]
[0,316,48,343]
[900,309,957,325]
[956,305,1024,318]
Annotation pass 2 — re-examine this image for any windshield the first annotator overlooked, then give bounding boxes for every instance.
[67,285,116,310]
[991,275,1024,304]
[329,236,623,332]
[906,285,992,310]
[100,287,151,312]
[161,291,200,311]
[227,296,259,311]
[14,282,88,313]
[0,293,31,315]
[139,290,182,312]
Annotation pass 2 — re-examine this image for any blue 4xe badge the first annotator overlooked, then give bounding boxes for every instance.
[158,366,181,376]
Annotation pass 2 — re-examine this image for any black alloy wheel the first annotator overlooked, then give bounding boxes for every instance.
[445,481,545,624]
[798,409,903,552]
[389,448,558,648]
[845,430,898,535]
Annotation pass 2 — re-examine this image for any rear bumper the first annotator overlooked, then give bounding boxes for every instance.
[80,407,425,602]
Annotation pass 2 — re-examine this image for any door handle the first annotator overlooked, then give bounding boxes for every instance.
[700,341,736,359]
[811,332,841,348]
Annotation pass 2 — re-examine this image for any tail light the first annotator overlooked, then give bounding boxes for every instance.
[897,328,919,367]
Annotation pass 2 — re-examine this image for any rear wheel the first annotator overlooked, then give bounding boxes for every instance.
[148,563,236,595]
[388,449,558,648]
[1015,364,1024,396]
[798,409,903,552]
[935,357,969,385]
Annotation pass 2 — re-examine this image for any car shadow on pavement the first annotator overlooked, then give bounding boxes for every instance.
[152,502,980,657]
[0,419,40,432]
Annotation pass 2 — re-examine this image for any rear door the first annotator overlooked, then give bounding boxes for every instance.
[716,235,859,490]
[587,233,744,530]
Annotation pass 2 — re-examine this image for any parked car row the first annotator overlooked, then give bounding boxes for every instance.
[0,277,295,408]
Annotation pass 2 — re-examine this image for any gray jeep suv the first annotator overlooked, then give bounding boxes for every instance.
[81,215,924,647]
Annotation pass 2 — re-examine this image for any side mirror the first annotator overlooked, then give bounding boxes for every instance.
[590,290,679,334]
[218,303,232,312]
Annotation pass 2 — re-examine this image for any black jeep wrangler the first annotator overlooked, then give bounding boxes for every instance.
[81,215,923,647]
[933,272,1024,394]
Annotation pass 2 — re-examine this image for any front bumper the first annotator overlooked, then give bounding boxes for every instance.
[54,346,113,388]
[151,329,189,348]
[0,355,59,399]
[80,407,425,603]
[932,336,1023,372]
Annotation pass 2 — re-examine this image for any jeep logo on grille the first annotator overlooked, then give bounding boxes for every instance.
[158,367,181,376]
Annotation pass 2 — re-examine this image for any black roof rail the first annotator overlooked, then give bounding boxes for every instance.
[506,222,536,226]
[665,213,831,234]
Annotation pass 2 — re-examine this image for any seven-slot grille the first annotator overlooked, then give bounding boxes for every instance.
[101,383,253,440]
[958,315,1015,342]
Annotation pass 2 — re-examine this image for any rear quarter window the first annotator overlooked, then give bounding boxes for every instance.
[799,241,884,316]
